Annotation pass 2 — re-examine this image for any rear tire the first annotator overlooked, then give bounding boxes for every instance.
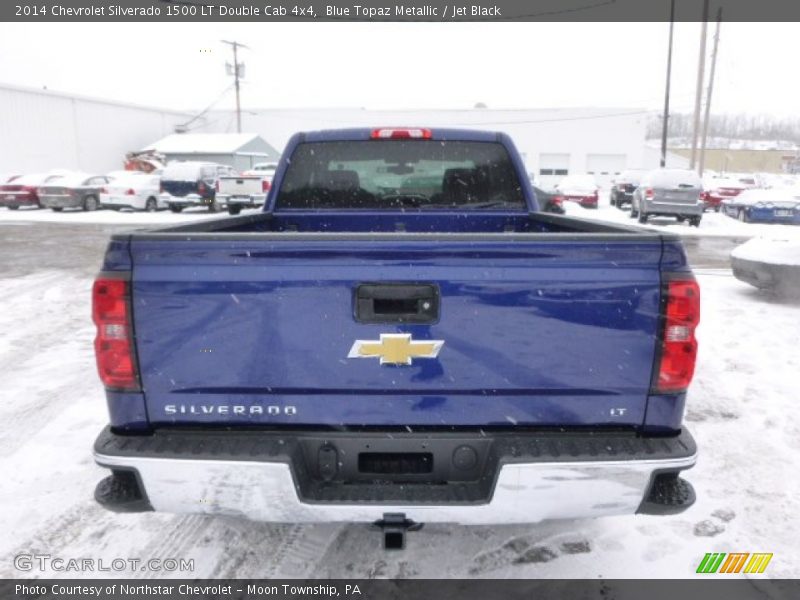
[208,200,220,213]
[227,205,242,215]
[638,210,648,224]
[630,202,638,218]
[51,207,64,212]
[676,216,685,223]
[83,196,98,212]
[690,216,702,227]
[169,205,183,213]
[144,198,157,212]
[738,209,749,223]
[8,205,19,210]
[714,205,721,213]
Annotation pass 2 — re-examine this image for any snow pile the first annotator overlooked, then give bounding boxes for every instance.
[731,237,800,266]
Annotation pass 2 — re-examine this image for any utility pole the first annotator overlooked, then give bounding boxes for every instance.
[699,8,722,176]
[660,0,676,168]
[690,0,710,170]
[221,39,248,133]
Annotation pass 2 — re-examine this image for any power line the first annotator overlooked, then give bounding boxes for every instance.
[177,83,235,131]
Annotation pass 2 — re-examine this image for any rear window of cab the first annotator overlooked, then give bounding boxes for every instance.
[275,140,525,210]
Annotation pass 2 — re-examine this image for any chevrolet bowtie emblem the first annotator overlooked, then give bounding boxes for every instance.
[348,334,444,366]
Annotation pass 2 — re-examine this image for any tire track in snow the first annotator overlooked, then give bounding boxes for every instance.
[0,502,111,578]
[0,271,97,457]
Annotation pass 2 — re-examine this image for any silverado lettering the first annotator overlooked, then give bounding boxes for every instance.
[164,405,297,416]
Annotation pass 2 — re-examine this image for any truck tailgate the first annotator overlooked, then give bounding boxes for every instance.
[130,236,664,428]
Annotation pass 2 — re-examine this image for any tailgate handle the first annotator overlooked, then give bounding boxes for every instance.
[355,284,439,324]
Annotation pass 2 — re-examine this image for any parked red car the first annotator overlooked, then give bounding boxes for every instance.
[553,174,599,208]
[700,177,748,212]
[0,173,64,210]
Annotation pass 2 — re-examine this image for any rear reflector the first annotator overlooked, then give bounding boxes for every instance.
[654,277,700,393]
[262,179,271,193]
[92,277,139,391]
[371,128,432,140]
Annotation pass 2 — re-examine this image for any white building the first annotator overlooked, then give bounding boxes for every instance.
[0,83,671,186]
[143,133,280,171]
[0,83,193,174]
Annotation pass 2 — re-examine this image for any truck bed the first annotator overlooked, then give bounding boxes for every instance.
[118,210,674,237]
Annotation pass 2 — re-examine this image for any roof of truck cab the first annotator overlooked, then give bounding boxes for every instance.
[300,128,501,142]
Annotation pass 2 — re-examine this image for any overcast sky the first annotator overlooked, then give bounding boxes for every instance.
[0,22,796,117]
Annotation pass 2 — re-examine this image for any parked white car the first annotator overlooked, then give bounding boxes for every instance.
[100,172,163,212]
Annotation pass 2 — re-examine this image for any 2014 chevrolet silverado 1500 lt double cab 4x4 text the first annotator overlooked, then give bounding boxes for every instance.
[92,128,699,548]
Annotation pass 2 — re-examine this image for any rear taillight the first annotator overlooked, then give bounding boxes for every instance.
[198,182,207,194]
[215,180,220,193]
[653,276,700,393]
[92,277,139,391]
[22,185,36,194]
[371,128,432,139]
[262,179,271,193]
[125,188,135,195]
[552,195,563,205]
[100,187,108,194]
[645,187,654,199]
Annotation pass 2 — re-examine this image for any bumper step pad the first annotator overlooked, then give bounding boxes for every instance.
[638,472,696,515]
[94,470,153,513]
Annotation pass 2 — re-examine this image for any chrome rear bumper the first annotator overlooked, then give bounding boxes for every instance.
[94,427,697,524]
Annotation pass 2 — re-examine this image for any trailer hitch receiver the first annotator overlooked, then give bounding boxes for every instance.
[373,513,423,550]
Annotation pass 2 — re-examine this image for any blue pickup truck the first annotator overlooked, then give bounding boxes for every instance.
[92,128,700,547]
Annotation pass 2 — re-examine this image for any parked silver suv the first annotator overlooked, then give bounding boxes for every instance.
[631,169,703,227]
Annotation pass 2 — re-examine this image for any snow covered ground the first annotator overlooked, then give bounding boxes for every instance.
[0,264,797,578]
[0,197,798,579]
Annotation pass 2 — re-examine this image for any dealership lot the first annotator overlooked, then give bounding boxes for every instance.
[0,207,798,578]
